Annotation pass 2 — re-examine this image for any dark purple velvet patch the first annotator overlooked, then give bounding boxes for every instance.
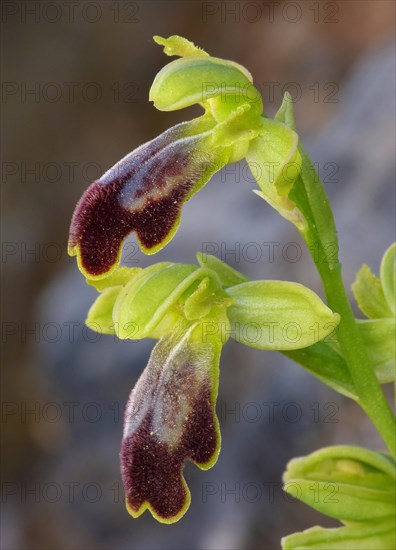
[119,330,220,521]
[69,176,194,276]
[120,388,217,520]
[69,120,219,277]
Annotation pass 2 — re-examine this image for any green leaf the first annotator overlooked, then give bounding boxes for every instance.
[196,253,248,287]
[226,281,339,350]
[283,342,357,400]
[86,286,122,335]
[282,521,396,550]
[358,318,395,383]
[283,446,396,524]
[380,243,396,315]
[352,264,391,319]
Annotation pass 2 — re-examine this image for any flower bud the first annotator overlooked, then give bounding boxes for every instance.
[283,446,396,523]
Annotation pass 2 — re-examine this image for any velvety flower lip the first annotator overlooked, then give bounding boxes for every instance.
[120,323,221,523]
[68,117,224,278]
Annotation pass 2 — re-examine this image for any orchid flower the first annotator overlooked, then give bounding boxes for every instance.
[68,36,346,525]
[68,35,303,279]
[83,255,338,522]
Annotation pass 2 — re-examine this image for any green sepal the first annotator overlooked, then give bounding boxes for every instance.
[150,55,256,114]
[86,286,122,335]
[352,264,392,319]
[196,253,248,288]
[226,281,340,350]
[283,446,396,524]
[380,243,396,315]
[87,266,142,292]
[283,342,357,400]
[113,263,203,339]
[358,318,395,383]
[282,520,396,550]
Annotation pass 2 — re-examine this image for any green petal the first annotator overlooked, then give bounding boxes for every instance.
[153,35,209,58]
[210,103,263,152]
[226,281,339,350]
[183,276,232,321]
[380,243,396,315]
[358,318,396,383]
[352,264,392,319]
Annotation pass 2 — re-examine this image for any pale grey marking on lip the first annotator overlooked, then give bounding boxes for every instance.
[122,326,195,440]
[151,326,213,448]
[116,133,214,207]
[97,121,196,187]
[123,323,213,448]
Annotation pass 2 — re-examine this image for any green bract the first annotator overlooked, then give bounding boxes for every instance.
[351,243,396,384]
[246,118,305,229]
[353,244,395,319]
[357,318,395,384]
[352,264,392,319]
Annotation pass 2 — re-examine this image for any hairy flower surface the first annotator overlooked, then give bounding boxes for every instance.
[120,322,222,522]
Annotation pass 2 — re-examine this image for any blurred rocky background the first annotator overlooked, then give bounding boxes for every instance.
[2,1,395,549]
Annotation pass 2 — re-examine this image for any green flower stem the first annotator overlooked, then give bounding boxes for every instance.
[291,143,396,457]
